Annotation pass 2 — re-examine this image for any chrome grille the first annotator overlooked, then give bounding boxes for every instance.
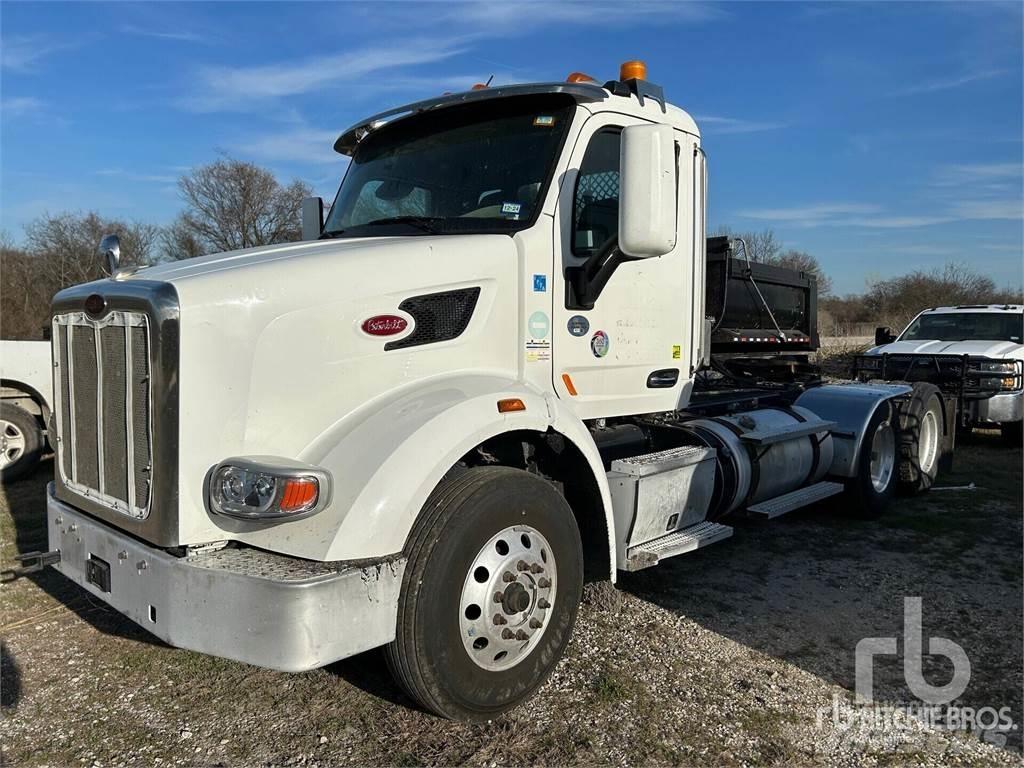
[54,311,153,518]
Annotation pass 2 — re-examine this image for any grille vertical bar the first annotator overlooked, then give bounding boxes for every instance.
[54,311,152,518]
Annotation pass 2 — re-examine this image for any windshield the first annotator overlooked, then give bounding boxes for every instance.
[323,95,575,238]
[900,312,1023,343]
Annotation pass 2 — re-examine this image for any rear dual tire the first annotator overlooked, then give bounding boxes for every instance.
[386,466,583,721]
[896,383,944,495]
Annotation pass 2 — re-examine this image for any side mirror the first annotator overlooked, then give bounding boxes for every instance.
[619,123,676,258]
[99,233,121,276]
[874,326,896,346]
[301,197,324,241]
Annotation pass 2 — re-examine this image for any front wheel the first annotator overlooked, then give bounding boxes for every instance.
[0,403,43,484]
[386,466,583,721]
[844,402,897,518]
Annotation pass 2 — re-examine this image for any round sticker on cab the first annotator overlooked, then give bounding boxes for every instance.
[591,330,610,358]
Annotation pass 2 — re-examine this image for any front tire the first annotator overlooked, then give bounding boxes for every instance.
[845,402,897,518]
[0,403,43,484]
[386,466,583,721]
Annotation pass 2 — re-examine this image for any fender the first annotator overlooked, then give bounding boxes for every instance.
[796,383,911,477]
[230,373,617,576]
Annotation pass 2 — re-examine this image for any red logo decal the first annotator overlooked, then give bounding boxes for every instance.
[361,315,408,336]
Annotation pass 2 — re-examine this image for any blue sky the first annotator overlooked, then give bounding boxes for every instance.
[1,0,1021,294]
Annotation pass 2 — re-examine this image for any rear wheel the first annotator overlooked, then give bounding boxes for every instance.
[845,402,896,518]
[386,466,583,721]
[0,403,42,484]
[896,383,944,495]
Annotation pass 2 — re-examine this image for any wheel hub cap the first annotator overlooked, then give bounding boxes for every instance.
[869,420,895,492]
[459,524,556,671]
[0,420,26,470]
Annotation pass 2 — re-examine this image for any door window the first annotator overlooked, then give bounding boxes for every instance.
[572,129,621,256]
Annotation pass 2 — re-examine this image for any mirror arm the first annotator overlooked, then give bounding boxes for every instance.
[568,237,634,311]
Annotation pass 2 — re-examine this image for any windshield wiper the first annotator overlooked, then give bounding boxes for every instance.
[364,216,444,234]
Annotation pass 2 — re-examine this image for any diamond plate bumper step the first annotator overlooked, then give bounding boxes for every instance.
[747,480,844,519]
[623,522,733,572]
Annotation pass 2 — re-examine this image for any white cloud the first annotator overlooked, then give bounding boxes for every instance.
[236,128,345,166]
[892,68,1008,96]
[95,168,180,184]
[694,115,788,135]
[738,199,1021,228]
[738,203,880,226]
[1,35,72,72]
[933,162,1021,186]
[120,24,209,44]
[1,96,45,118]
[951,199,1023,220]
[180,38,469,112]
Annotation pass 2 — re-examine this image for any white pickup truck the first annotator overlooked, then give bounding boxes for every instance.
[860,304,1023,444]
[38,62,946,720]
[0,339,54,480]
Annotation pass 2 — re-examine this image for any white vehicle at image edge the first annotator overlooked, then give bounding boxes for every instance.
[40,61,945,721]
[864,304,1023,442]
[0,339,54,481]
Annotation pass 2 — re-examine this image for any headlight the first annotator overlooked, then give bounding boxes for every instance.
[979,361,1016,373]
[860,356,881,369]
[209,457,331,520]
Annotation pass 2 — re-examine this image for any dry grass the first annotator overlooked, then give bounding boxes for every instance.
[1,436,1020,766]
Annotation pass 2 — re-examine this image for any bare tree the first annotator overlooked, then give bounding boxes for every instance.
[165,158,312,259]
[775,249,833,295]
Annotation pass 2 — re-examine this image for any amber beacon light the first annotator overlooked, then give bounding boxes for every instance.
[619,60,648,81]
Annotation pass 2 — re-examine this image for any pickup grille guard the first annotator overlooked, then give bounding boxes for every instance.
[852,352,1023,401]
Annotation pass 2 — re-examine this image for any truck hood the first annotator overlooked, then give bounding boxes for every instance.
[867,339,1024,360]
[126,235,403,284]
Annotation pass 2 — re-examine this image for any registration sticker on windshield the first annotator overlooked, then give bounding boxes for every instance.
[533,115,555,127]
[501,202,522,216]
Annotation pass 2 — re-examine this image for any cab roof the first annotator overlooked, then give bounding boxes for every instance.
[334,80,700,156]
[921,304,1023,314]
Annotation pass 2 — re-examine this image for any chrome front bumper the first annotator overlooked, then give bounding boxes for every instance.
[47,485,405,672]
[968,391,1023,425]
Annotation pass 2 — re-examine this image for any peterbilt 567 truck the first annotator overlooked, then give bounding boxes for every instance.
[38,62,947,720]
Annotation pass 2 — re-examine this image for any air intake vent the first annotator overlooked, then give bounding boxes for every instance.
[386,287,481,351]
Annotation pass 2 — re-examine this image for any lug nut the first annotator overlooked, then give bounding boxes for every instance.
[537,577,551,589]
[516,560,529,572]
[529,618,542,629]
[530,563,544,574]
[537,598,551,609]
[515,630,529,641]
[502,572,516,583]
[493,591,504,603]
[493,614,507,625]
[502,629,515,640]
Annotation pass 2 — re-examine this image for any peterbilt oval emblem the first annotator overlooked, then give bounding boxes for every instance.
[361,315,408,336]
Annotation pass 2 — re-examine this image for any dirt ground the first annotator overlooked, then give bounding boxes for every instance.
[1,432,1021,767]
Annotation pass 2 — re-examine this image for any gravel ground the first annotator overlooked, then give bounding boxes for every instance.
[1,432,1020,767]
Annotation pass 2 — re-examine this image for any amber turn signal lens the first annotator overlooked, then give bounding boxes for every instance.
[471,83,489,90]
[497,398,526,413]
[561,374,578,396]
[619,60,647,81]
[566,71,596,83]
[280,477,319,513]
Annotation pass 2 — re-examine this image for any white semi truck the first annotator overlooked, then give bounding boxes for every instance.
[36,62,948,720]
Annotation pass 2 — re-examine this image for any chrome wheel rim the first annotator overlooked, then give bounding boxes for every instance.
[459,524,556,671]
[0,420,26,470]
[869,420,895,492]
[919,409,938,474]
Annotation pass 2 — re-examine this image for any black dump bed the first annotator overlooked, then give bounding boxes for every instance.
[705,236,819,354]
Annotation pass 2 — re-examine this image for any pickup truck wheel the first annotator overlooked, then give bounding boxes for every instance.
[0,403,42,483]
[844,402,896,519]
[896,383,944,495]
[386,466,583,721]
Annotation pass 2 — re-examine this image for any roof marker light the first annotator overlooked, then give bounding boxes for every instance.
[619,60,647,81]
[566,72,597,83]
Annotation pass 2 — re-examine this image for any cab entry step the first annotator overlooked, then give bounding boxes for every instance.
[623,522,733,572]
[746,480,844,519]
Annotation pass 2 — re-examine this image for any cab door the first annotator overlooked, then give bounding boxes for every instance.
[552,115,695,420]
